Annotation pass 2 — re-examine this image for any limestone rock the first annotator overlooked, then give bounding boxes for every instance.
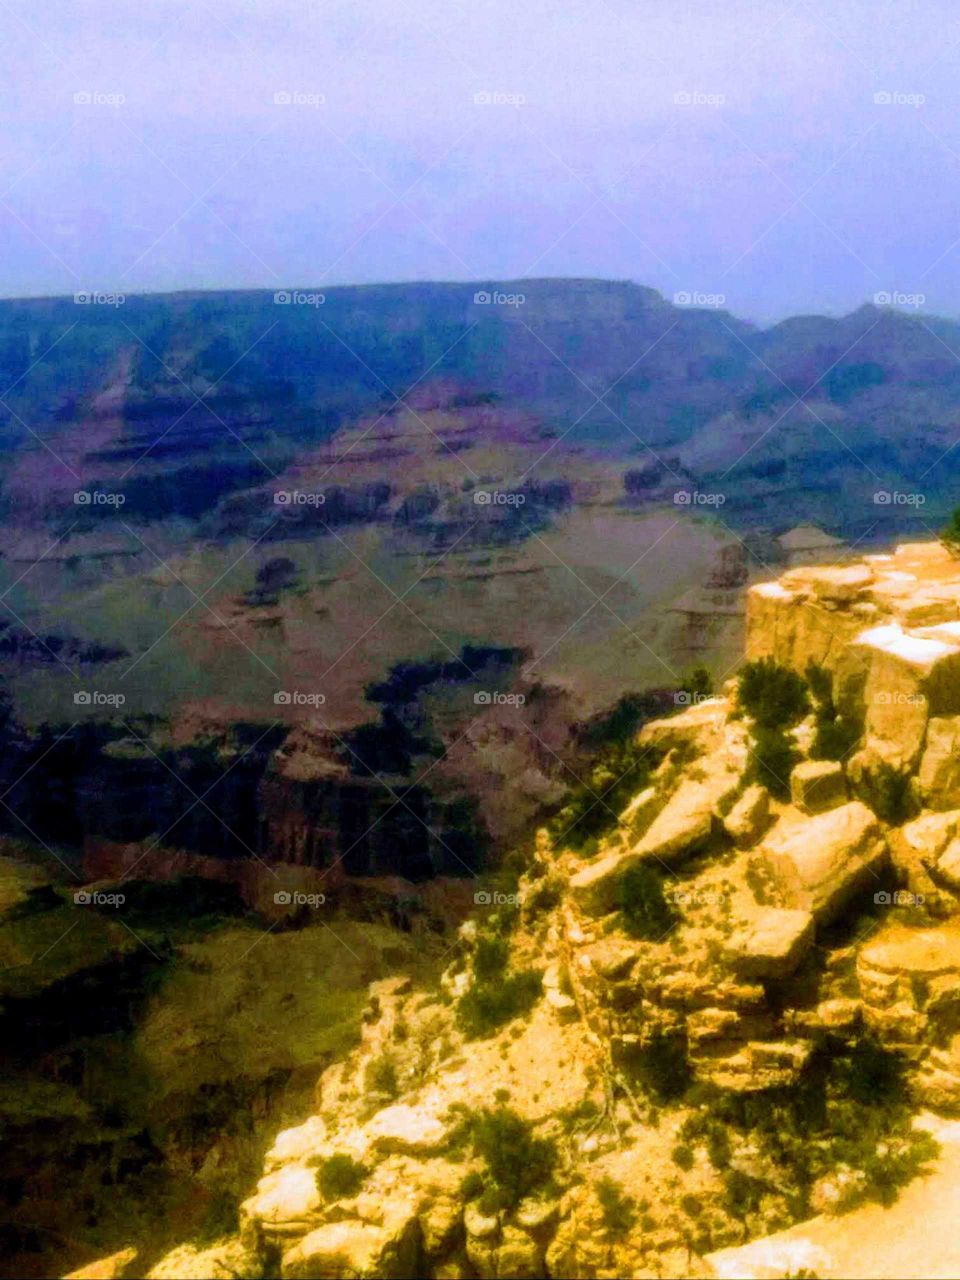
[723,784,770,847]
[632,764,741,866]
[618,785,660,833]
[365,1104,450,1158]
[568,850,627,917]
[419,1194,463,1259]
[66,1249,139,1280]
[936,838,960,892]
[637,697,728,754]
[701,1039,813,1091]
[240,1164,321,1243]
[545,987,578,1021]
[281,1210,421,1280]
[148,1240,261,1279]
[858,921,960,1054]
[919,717,960,810]
[496,1223,544,1278]
[790,759,847,814]
[762,801,888,922]
[724,908,815,980]
[265,1115,327,1171]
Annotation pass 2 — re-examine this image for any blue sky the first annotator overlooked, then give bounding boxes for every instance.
[3,0,960,321]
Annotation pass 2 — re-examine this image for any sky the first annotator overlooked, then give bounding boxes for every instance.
[3,0,960,322]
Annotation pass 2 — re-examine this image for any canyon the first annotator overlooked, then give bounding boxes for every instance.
[41,537,960,1280]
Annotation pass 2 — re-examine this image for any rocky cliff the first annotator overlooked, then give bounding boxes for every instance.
[74,541,960,1280]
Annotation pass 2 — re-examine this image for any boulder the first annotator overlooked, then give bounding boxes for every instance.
[761,801,887,922]
[365,1104,450,1158]
[790,759,847,814]
[281,1210,421,1280]
[936,838,960,893]
[858,921,960,1053]
[637,698,728,754]
[919,717,960,810]
[568,850,628,917]
[724,908,815,980]
[631,767,740,867]
[496,1224,544,1278]
[723,784,770,847]
[701,1039,813,1091]
[148,1240,262,1279]
[849,622,960,768]
[240,1164,321,1243]
[617,785,660,833]
[265,1115,327,1170]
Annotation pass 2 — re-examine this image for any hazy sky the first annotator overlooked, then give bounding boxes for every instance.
[3,0,960,321]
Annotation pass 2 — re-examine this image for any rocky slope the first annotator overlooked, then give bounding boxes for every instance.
[67,540,960,1280]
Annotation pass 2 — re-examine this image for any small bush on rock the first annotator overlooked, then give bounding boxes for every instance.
[461,1106,557,1212]
[317,1153,368,1200]
[596,1175,636,1237]
[616,863,679,940]
[738,658,809,730]
[748,726,799,800]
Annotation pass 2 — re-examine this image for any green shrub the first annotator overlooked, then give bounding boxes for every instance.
[677,1035,938,1221]
[615,864,679,940]
[671,1143,695,1170]
[363,1052,399,1097]
[748,726,799,800]
[317,1153,368,1200]
[595,1175,636,1237]
[549,733,664,852]
[738,658,809,730]
[806,663,863,761]
[464,1106,557,1211]
[941,507,960,556]
[850,759,917,824]
[457,969,541,1038]
[631,1029,691,1102]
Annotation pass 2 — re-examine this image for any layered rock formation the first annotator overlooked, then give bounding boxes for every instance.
[82,541,960,1279]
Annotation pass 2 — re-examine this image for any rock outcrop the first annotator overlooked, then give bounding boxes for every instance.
[136,541,960,1280]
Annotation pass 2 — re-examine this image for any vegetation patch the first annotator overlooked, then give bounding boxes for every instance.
[738,659,811,800]
[678,1035,939,1230]
[317,1153,368,1201]
[457,1106,557,1212]
[615,864,679,940]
